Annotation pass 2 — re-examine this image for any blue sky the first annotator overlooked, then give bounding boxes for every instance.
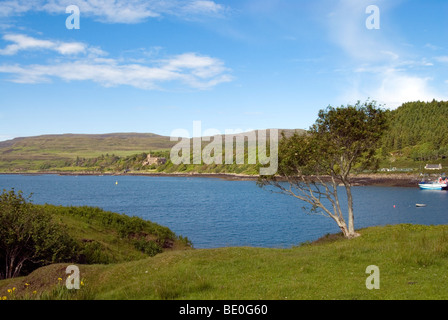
[0,0,448,141]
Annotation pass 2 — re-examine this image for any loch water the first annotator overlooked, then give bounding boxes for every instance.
[1,174,448,248]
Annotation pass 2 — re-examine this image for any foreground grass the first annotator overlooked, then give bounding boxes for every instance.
[1,224,448,300]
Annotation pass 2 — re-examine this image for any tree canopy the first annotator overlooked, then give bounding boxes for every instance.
[259,100,388,238]
[0,189,77,279]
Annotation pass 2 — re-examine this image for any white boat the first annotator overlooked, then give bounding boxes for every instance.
[415,203,427,207]
[418,179,448,190]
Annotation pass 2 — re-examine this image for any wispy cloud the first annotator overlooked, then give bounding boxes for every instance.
[0,34,89,55]
[324,0,399,62]
[0,0,228,23]
[322,0,447,108]
[0,135,14,142]
[183,0,224,14]
[434,56,448,63]
[0,34,232,90]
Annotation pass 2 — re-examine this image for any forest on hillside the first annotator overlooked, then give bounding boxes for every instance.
[382,100,448,162]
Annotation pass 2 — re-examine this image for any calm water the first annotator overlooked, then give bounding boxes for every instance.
[1,174,448,248]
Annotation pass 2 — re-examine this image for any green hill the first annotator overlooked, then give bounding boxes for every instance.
[0,133,178,172]
[0,129,303,174]
[383,100,448,157]
[379,100,448,171]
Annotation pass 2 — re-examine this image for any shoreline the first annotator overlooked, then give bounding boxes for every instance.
[0,171,424,187]
[349,173,421,188]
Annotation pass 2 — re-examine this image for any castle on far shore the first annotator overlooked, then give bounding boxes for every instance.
[142,153,166,166]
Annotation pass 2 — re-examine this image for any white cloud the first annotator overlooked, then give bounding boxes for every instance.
[325,0,376,61]
[425,43,442,51]
[55,42,87,55]
[373,72,442,108]
[0,51,232,90]
[0,0,38,17]
[0,33,232,89]
[42,0,160,24]
[0,135,14,142]
[341,66,446,109]
[183,1,224,14]
[163,53,228,79]
[0,34,87,56]
[435,56,448,63]
[0,34,54,55]
[0,0,227,23]
[380,51,399,61]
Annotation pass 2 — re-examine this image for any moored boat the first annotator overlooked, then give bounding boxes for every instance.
[419,176,448,190]
[415,203,427,207]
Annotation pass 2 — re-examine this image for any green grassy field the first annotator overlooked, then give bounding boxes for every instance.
[2,223,448,300]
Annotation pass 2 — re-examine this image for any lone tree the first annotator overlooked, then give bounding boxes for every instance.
[0,189,77,279]
[258,100,388,239]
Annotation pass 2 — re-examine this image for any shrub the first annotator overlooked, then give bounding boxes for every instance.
[78,241,112,264]
[0,189,78,279]
[133,239,163,257]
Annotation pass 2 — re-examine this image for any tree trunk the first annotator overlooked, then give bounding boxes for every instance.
[5,255,14,279]
[345,183,360,238]
[333,215,350,238]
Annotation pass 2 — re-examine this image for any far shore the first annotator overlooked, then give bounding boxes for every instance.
[0,171,430,187]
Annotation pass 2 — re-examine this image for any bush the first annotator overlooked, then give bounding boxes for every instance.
[78,240,112,264]
[133,239,163,257]
[0,189,78,279]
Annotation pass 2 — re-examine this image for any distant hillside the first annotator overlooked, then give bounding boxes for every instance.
[4,99,448,174]
[382,100,448,162]
[0,133,179,171]
[0,129,303,173]
[0,133,177,157]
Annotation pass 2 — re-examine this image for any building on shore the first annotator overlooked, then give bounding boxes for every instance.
[142,153,167,166]
[425,164,442,170]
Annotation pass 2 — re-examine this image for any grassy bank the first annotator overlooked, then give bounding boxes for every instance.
[0,202,192,297]
[1,223,448,300]
[44,205,193,263]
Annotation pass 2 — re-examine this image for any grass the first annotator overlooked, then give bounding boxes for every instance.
[2,223,448,300]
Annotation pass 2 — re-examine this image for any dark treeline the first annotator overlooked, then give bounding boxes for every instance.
[382,100,448,161]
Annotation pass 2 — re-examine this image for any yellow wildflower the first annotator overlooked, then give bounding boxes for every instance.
[80,281,84,286]
[12,287,16,291]
[7,289,11,293]
[58,277,63,281]
[32,291,37,294]
[25,283,30,287]
[2,296,6,300]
